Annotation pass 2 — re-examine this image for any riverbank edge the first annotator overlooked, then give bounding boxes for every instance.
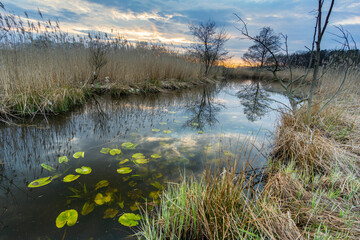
[0,77,219,124]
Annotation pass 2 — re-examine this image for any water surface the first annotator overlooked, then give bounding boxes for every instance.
[0,80,289,239]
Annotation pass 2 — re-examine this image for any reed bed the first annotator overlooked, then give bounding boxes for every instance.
[0,5,204,121]
[137,67,360,239]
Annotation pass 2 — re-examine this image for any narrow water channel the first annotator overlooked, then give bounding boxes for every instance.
[0,80,289,239]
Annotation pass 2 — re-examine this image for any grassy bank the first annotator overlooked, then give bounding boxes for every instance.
[137,67,360,239]
[0,7,215,123]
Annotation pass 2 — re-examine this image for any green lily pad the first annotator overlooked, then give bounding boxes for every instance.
[103,208,119,219]
[135,158,149,164]
[150,154,162,159]
[110,149,121,155]
[73,151,84,159]
[117,167,132,174]
[94,180,109,190]
[94,193,111,205]
[121,142,137,149]
[56,209,78,228]
[41,163,56,172]
[119,159,129,164]
[75,166,92,175]
[130,203,139,211]
[198,131,204,134]
[149,191,160,200]
[132,153,145,159]
[81,201,95,216]
[159,122,167,125]
[191,123,199,126]
[28,177,52,188]
[59,156,68,164]
[118,213,141,227]
[168,111,176,114]
[163,130,171,134]
[152,129,160,132]
[183,116,189,119]
[151,181,163,190]
[63,174,80,183]
[100,148,111,154]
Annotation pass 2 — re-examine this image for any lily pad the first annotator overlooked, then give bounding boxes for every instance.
[81,202,95,216]
[118,213,141,227]
[94,193,111,205]
[163,130,171,134]
[94,180,109,190]
[183,116,189,119]
[197,131,204,134]
[110,149,121,155]
[103,208,119,219]
[121,142,137,149]
[73,151,84,159]
[168,111,176,114]
[132,153,145,159]
[152,173,163,179]
[117,167,132,174]
[75,166,92,175]
[56,209,78,228]
[28,177,52,188]
[100,148,111,154]
[191,123,199,126]
[59,156,68,164]
[135,158,149,164]
[152,128,160,132]
[119,159,129,164]
[159,122,167,125]
[174,120,180,123]
[151,181,163,190]
[149,191,160,200]
[105,187,118,196]
[130,203,139,211]
[41,163,56,172]
[63,174,80,183]
[150,154,162,159]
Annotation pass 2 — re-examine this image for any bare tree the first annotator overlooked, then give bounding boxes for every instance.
[189,20,230,76]
[235,0,357,122]
[242,27,281,68]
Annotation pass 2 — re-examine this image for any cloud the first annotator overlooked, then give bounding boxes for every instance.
[334,16,360,25]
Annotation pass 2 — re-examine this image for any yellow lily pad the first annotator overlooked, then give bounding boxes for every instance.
[56,209,78,228]
[28,177,52,188]
[94,193,111,205]
[73,151,84,159]
[117,167,132,174]
[75,166,92,175]
[63,174,80,182]
[103,208,119,219]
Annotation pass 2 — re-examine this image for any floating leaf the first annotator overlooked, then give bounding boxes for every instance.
[28,177,52,188]
[117,167,132,174]
[105,187,118,196]
[73,152,84,159]
[118,213,141,227]
[75,166,92,175]
[151,181,163,190]
[149,191,160,200]
[132,153,145,159]
[197,131,204,134]
[152,128,160,132]
[183,116,189,119]
[174,120,180,123]
[41,163,56,172]
[119,159,129,164]
[110,149,121,155]
[63,174,80,183]
[151,154,162,159]
[100,148,111,154]
[169,111,176,114]
[121,142,137,149]
[163,130,171,134]
[118,201,124,209]
[191,123,199,126]
[135,158,149,164]
[94,180,109,190]
[129,181,137,187]
[103,208,119,219]
[59,156,68,164]
[94,193,111,205]
[128,189,143,199]
[81,202,95,216]
[159,122,167,125]
[56,209,78,228]
[130,203,139,211]
[152,173,163,179]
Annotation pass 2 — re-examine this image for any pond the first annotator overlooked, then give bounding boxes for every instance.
[0,80,289,239]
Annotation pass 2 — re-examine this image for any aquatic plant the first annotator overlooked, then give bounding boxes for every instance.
[75,166,92,174]
[56,209,78,228]
[122,142,138,149]
[73,152,85,159]
[117,167,132,174]
[150,154,162,159]
[28,177,52,188]
[41,163,56,172]
[59,156,69,163]
[63,174,81,182]
[119,213,141,227]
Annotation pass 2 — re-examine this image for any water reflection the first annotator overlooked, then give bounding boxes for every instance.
[0,80,289,239]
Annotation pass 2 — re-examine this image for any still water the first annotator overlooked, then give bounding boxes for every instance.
[0,80,289,239]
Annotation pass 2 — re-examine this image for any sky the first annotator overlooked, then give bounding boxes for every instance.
[2,0,359,64]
